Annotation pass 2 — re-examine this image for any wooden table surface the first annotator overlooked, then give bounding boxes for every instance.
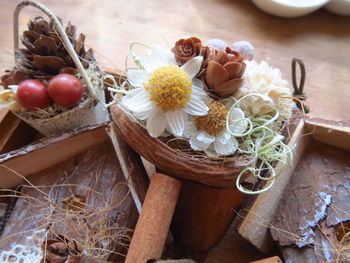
[0,0,350,262]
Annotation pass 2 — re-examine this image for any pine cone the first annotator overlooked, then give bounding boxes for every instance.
[41,236,81,263]
[204,47,246,99]
[2,16,95,87]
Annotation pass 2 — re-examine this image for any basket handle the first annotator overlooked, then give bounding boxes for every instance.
[13,0,97,101]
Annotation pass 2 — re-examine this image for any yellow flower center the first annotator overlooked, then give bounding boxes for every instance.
[195,101,228,136]
[145,65,192,112]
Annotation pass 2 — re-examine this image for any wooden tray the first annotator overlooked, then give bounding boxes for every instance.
[0,122,149,262]
[236,117,350,255]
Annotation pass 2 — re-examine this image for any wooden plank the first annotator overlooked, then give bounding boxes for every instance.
[0,111,22,152]
[107,123,149,213]
[305,118,350,152]
[0,109,8,123]
[0,111,38,154]
[0,123,109,188]
[236,119,309,253]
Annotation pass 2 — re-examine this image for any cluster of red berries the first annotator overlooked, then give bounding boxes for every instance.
[17,74,83,111]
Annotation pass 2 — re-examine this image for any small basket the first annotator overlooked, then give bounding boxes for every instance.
[11,0,109,136]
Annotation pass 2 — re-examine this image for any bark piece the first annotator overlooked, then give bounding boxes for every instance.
[271,139,350,262]
[0,141,139,262]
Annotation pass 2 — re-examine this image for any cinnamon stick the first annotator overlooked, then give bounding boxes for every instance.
[125,173,182,263]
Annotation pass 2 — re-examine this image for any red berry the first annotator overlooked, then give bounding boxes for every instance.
[48,74,83,107]
[17,80,50,111]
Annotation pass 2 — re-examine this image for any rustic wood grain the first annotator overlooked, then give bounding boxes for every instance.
[236,119,309,253]
[1,1,350,262]
[0,141,139,262]
[271,139,350,262]
[0,124,109,188]
[0,111,37,154]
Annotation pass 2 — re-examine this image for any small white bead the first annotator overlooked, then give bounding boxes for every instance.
[231,40,255,60]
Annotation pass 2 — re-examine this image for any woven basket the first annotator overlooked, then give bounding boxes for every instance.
[12,0,109,136]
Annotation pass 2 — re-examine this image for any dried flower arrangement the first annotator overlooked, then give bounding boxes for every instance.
[110,37,295,194]
[0,1,108,136]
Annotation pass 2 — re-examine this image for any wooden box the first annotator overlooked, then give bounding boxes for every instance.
[0,123,148,262]
[236,117,350,262]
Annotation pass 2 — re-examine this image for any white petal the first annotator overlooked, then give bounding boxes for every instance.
[204,144,220,157]
[146,108,167,137]
[214,132,237,156]
[181,56,203,79]
[230,119,248,135]
[141,55,164,73]
[192,78,204,89]
[197,131,215,144]
[189,132,212,151]
[142,47,176,72]
[228,108,248,135]
[127,69,148,88]
[122,88,153,114]
[184,96,209,116]
[165,110,185,137]
[133,106,154,120]
[205,148,220,157]
[229,108,245,120]
[184,117,198,137]
[191,85,207,98]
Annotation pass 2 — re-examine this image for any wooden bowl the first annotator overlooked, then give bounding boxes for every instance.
[111,105,247,188]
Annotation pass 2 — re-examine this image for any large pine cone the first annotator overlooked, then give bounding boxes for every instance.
[3,17,95,88]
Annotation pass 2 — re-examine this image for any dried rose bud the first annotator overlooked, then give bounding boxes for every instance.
[171,37,202,65]
[231,40,255,61]
[204,47,246,99]
[205,38,228,50]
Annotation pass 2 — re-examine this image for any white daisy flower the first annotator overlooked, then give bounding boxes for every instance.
[121,47,209,137]
[185,101,248,157]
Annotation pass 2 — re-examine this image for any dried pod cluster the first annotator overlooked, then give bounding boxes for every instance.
[171,37,246,99]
